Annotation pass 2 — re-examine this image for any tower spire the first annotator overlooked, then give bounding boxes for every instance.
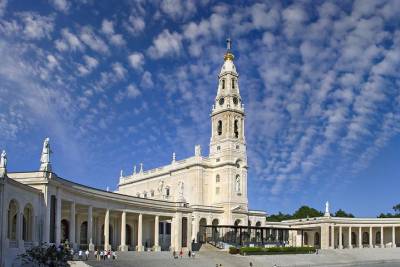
[224,38,234,61]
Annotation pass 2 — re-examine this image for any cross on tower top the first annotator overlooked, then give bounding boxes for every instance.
[226,38,232,51]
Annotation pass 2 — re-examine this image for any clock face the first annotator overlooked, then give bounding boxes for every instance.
[219,98,224,106]
[233,97,238,105]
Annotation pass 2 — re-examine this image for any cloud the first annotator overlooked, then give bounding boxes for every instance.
[140,71,154,88]
[49,0,70,12]
[56,28,84,51]
[126,15,145,35]
[114,84,141,103]
[148,29,182,59]
[111,62,126,79]
[80,26,109,53]
[128,52,144,70]
[77,55,99,76]
[18,12,54,39]
[160,0,197,20]
[100,19,126,46]
[0,0,7,16]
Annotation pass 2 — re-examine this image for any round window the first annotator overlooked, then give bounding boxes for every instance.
[219,98,224,106]
[233,97,238,105]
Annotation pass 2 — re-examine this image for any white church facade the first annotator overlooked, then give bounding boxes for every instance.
[1,42,400,266]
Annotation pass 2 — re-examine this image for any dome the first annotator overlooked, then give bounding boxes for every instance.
[220,57,237,76]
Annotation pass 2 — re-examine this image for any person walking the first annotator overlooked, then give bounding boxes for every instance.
[78,250,82,260]
[179,249,183,258]
[112,251,117,260]
[173,250,176,259]
[85,249,89,260]
[188,250,191,258]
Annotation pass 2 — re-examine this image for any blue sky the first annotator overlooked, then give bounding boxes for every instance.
[0,0,399,217]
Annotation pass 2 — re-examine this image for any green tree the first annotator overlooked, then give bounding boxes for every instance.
[334,209,354,218]
[393,204,400,215]
[266,212,292,222]
[292,206,323,219]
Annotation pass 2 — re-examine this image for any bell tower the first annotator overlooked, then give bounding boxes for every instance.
[209,39,248,219]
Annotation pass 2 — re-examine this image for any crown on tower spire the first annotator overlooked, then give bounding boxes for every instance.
[224,38,234,61]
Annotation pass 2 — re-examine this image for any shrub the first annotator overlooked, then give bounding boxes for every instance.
[18,243,71,267]
[229,246,240,254]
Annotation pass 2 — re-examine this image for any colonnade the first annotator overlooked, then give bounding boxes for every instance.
[44,190,192,252]
[330,225,398,249]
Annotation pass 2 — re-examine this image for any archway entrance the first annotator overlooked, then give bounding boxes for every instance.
[314,232,320,247]
[80,221,88,244]
[198,218,207,243]
[362,232,369,246]
[126,224,132,247]
[61,219,69,243]
[211,219,219,242]
[22,204,34,242]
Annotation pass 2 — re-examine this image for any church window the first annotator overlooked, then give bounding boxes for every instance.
[217,146,221,151]
[222,79,225,89]
[234,120,239,138]
[219,98,224,106]
[217,120,222,135]
[216,158,220,162]
[236,145,240,149]
[165,187,170,197]
[216,175,220,183]
[233,97,238,105]
[232,78,235,89]
[216,187,220,194]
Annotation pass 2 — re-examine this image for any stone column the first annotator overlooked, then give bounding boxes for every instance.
[44,190,51,243]
[192,214,198,242]
[381,226,384,248]
[119,211,128,251]
[104,209,111,250]
[55,190,61,246]
[339,226,343,249]
[154,215,160,251]
[348,226,352,249]
[173,213,182,251]
[358,227,362,248]
[369,227,373,248]
[137,213,144,251]
[186,216,192,250]
[69,202,76,248]
[392,226,396,248]
[88,206,94,251]
[331,225,335,249]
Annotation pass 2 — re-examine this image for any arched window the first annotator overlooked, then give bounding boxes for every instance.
[362,232,369,244]
[80,221,88,244]
[314,232,320,246]
[8,199,19,240]
[216,175,220,183]
[222,79,225,89]
[376,231,381,244]
[165,187,170,197]
[23,204,34,242]
[217,120,222,136]
[234,120,239,138]
[231,78,235,89]
[304,232,309,245]
[235,175,241,193]
[61,219,69,243]
[351,232,357,245]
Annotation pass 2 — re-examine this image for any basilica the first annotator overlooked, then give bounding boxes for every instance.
[1,42,399,267]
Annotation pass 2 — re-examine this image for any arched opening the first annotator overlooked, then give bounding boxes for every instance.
[222,79,225,89]
[376,231,381,244]
[164,187,170,197]
[80,221,88,244]
[211,219,219,242]
[198,218,207,243]
[23,203,34,242]
[217,120,222,136]
[234,219,241,226]
[234,120,239,138]
[7,199,19,241]
[362,232,369,245]
[314,232,320,247]
[303,232,309,245]
[351,232,357,246]
[126,224,132,246]
[216,174,220,183]
[61,219,69,243]
[231,78,235,89]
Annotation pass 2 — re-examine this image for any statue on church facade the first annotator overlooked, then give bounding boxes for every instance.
[158,180,164,194]
[177,180,185,202]
[0,150,7,177]
[324,201,330,216]
[235,175,241,193]
[39,137,52,172]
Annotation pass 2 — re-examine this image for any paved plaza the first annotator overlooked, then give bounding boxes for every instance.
[83,248,400,267]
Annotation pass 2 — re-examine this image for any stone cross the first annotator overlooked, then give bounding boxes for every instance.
[139,163,143,173]
[133,165,137,175]
[226,38,232,51]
